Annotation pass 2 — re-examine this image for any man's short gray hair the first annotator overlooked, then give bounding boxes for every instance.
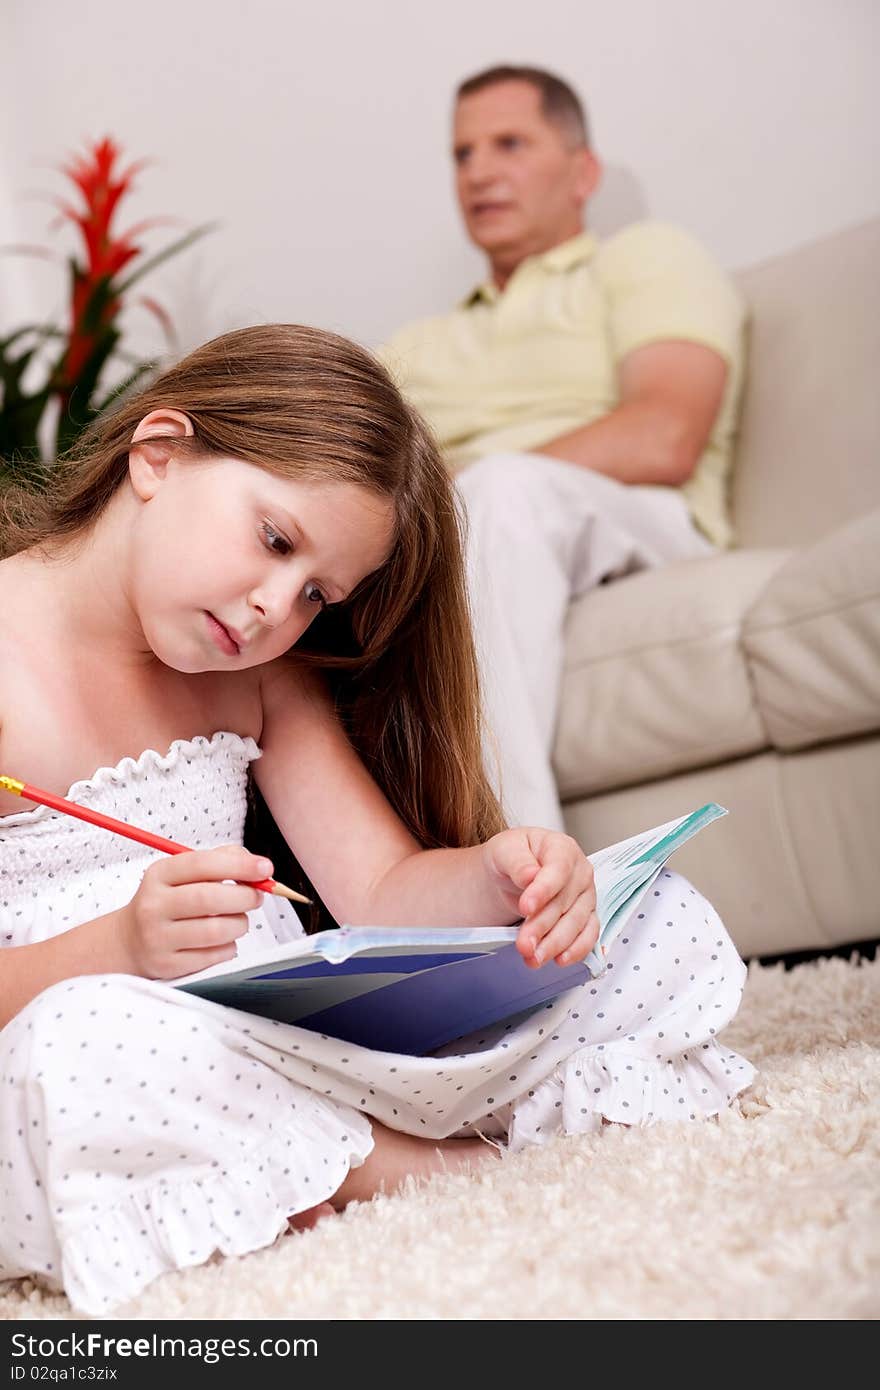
[455,65,590,149]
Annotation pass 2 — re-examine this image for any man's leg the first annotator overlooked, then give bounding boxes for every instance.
[456,452,714,831]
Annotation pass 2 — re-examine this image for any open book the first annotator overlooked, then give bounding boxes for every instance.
[175,803,726,1055]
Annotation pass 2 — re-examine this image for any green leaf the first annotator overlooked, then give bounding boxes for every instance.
[0,324,66,469]
[69,265,121,338]
[0,344,42,402]
[92,357,158,415]
[55,328,120,456]
[0,323,64,356]
[114,222,217,293]
[0,387,52,470]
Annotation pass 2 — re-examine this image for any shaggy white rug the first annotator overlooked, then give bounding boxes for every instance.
[2,954,878,1321]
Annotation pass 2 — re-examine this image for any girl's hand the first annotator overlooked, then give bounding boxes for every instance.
[118,845,271,979]
[483,828,599,969]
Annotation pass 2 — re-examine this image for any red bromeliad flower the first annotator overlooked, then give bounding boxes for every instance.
[1,136,213,469]
[53,138,166,389]
[58,137,146,278]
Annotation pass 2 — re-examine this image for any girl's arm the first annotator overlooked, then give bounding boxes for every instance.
[0,911,132,1029]
[0,845,272,1028]
[256,661,503,926]
[256,663,598,966]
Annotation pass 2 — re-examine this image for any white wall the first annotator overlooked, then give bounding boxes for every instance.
[3,0,879,360]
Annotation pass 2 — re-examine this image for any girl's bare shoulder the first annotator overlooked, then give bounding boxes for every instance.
[0,555,46,711]
[258,656,333,727]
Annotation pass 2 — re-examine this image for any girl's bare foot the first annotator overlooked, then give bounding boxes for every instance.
[287,1201,337,1232]
[329,1121,501,1209]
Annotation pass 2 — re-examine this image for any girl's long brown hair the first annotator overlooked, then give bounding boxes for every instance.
[1,325,505,922]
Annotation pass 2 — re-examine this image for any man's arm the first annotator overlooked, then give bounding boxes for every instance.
[531,338,729,487]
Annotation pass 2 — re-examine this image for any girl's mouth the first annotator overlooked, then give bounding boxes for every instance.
[205,612,240,656]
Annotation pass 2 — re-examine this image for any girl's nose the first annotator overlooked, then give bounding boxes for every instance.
[248,576,296,630]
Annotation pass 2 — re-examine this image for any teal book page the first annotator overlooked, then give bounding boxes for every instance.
[585,803,727,973]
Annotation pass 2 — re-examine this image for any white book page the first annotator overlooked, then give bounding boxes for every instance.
[174,805,725,990]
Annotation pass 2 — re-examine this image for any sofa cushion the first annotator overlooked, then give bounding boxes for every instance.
[554,549,789,799]
[731,218,880,549]
[742,510,880,750]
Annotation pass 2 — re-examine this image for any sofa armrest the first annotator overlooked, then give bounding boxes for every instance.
[742,509,880,750]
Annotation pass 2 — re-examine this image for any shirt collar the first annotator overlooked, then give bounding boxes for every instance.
[462,230,597,306]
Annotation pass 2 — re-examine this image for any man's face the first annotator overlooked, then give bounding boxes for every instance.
[452,80,597,266]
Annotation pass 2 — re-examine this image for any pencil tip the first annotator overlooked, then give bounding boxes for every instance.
[270,882,313,906]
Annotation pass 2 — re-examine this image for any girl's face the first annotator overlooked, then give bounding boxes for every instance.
[127,450,396,673]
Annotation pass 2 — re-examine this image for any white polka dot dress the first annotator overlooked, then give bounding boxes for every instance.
[0,732,755,1314]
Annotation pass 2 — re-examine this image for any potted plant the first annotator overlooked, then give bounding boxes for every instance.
[1,137,214,484]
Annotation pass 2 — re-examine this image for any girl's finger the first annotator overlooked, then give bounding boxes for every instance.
[516,891,588,965]
[519,859,576,917]
[162,845,273,888]
[554,911,601,966]
[505,855,540,893]
[165,882,264,921]
[519,843,593,917]
[519,871,596,954]
[531,897,594,965]
[170,914,252,950]
[160,942,240,981]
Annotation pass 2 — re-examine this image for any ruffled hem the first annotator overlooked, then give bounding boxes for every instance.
[0,731,260,828]
[506,1037,757,1152]
[57,1094,373,1317]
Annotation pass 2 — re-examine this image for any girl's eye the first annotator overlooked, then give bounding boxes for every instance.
[260,520,326,608]
[261,521,292,556]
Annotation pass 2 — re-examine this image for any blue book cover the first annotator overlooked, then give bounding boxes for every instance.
[175,803,726,1055]
[186,939,586,1054]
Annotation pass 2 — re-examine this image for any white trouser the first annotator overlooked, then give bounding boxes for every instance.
[456,452,716,832]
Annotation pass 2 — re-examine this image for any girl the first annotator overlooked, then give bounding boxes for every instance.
[0,325,754,1315]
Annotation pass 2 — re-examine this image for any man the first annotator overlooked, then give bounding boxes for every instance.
[380,65,746,831]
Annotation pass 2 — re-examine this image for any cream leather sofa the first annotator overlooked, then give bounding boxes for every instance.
[555,219,880,958]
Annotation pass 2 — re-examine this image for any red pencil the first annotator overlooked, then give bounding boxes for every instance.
[0,773,311,906]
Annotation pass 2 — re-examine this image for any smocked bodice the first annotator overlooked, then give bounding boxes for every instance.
[0,731,304,953]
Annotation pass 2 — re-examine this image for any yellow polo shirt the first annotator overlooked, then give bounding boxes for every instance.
[380,222,747,548]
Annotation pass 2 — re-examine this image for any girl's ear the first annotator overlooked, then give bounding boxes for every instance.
[128,408,195,500]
